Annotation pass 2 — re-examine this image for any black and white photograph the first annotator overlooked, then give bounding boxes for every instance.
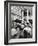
[4,1,37,44]
[10,4,32,39]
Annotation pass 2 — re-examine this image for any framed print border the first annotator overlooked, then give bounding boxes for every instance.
[4,1,37,45]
